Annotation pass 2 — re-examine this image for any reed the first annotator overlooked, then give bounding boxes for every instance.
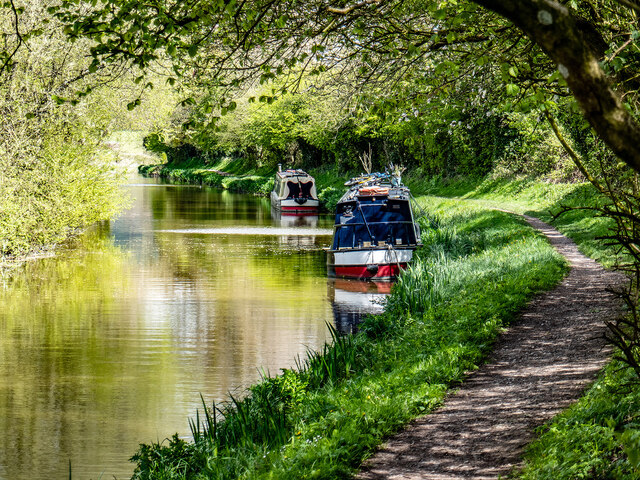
[131,197,568,480]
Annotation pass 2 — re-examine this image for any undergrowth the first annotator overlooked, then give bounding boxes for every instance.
[138,156,352,211]
[516,361,640,479]
[130,198,567,479]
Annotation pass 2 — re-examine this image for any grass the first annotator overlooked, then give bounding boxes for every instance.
[404,177,640,480]
[130,197,569,479]
[135,153,639,478]
[406,174,618,268]
[516,361,640,479]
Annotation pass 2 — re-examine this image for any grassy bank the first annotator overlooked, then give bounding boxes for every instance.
[405,175,617,268]
[407,177,640,479]
[138,157,276,197]
[137,156,352,211]
[135,155,639,478]
[131,197,569,479]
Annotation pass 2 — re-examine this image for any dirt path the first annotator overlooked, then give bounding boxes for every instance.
[357,215,625,480]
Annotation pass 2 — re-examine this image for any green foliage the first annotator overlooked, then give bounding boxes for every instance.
[0,2,145,261]
[317,186,343,212]
[517,362,640,479]
[130,196,567,479]
[0,132,127,257]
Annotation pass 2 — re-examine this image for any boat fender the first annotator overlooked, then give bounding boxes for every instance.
[366,264,379,274]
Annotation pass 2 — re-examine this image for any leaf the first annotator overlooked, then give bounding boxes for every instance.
[433,8,447,20]
[506,84,520,96]
[188,44,198,57]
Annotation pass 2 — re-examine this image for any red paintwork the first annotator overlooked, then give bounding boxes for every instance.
[280,205,319,214]
[333,263,407,280]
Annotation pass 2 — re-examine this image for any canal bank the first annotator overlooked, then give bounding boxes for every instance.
[128,195,571,479]
[1,176,382,479]
[132,158,640,479]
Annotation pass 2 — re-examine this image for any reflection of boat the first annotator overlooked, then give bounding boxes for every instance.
[270,166,319,215]
[327,171,421,280]
[328,278,390,334]
[271,209,319,228]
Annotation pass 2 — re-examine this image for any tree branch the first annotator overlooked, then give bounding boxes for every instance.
[326,0,383,15]
[472,0,640,174]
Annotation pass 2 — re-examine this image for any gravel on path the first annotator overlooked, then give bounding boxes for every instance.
[357,215,625,480]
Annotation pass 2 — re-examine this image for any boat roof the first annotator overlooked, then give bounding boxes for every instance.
[276,169,315,180]
[338,172,410,203]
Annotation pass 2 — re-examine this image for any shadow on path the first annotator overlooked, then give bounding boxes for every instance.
[357,215,625,480]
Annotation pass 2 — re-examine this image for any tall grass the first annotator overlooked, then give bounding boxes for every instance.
[130,198,571,479]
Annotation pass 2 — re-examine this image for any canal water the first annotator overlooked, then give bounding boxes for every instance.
[0,177,388,479]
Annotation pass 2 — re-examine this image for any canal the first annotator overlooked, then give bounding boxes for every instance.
[0,177,387,479]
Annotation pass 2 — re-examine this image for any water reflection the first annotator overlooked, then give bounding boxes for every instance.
[271,209,319,229]
[0,178,390,480]
[328,279,391,334]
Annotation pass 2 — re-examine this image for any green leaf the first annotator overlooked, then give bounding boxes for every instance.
[433,8,447,20]
[506,84,520,96]
[188,44,198,57]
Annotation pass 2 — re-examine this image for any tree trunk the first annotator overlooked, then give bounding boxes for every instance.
[473,0,640,173]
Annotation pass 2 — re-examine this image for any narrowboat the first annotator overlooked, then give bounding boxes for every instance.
[270,166,320,214]
[327,171,421,280]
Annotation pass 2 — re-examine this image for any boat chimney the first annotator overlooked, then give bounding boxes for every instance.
[278,163,282,172]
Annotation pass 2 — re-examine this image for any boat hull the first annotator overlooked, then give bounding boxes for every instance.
[327,247,414,280]
[270,194,320,214]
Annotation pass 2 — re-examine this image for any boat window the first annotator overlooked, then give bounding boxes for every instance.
[287,181,300,198]
[331,200,417,249]
[300,181,313,198]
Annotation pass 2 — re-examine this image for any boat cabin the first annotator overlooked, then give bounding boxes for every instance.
[271,167,320,214]
[327,172,421,281]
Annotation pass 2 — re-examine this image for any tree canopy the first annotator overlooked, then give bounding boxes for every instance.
[2,0,638,173]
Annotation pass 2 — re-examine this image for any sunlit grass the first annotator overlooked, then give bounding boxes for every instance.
[516,360,640,479]
[130,197,568,479]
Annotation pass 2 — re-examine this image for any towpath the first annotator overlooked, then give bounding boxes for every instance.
[357,214,625,480]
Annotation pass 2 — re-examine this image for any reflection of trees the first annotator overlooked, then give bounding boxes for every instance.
[151,230,331,378]
[0,231,159,478]
[148,186,273,225]
[0,185,335,478]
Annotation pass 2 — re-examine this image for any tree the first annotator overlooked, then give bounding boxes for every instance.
[5,0,632,176]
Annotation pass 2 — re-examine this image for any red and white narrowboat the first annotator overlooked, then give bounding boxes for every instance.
[327,172,421,281]
[270,167,320,215]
